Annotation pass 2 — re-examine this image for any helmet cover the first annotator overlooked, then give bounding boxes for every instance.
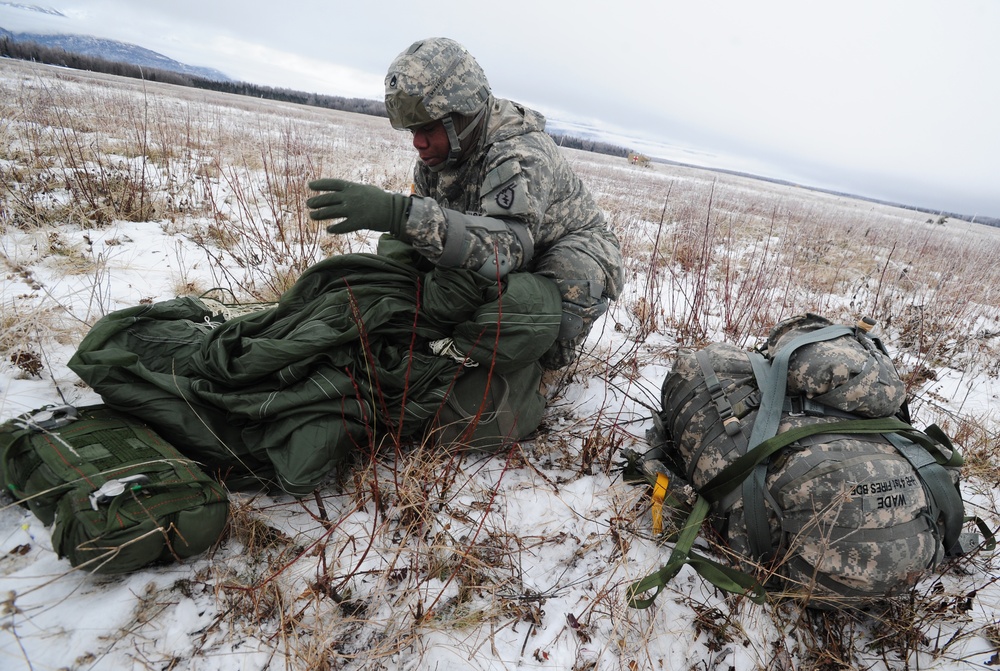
[385,38,491,130]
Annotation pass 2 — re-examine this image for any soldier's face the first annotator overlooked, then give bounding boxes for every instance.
[411,121,450,167]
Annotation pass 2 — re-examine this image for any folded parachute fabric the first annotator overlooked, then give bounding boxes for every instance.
[68,250,562,496]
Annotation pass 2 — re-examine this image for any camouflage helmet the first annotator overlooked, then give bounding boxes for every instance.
[384,38,491,130]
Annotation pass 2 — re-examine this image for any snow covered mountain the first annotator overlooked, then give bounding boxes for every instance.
[0,25,232,81]
[0,2,230,81]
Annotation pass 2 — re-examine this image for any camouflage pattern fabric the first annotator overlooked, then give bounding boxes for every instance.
[662,342,757,487]
[724,415,943,606]
[402,97,624,368]
[656,317,961,608]
[766,313,906,418]
[384,38,491,129]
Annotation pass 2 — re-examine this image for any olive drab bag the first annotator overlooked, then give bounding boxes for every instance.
[0,404,229,574]
[626,314,975,610]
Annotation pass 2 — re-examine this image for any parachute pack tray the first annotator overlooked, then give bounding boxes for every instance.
[0,404,229,574]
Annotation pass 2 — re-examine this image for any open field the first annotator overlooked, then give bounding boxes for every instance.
[1,58,999,670]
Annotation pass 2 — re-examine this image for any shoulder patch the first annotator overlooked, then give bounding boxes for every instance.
[481,160,530,216]
[482,160,521,194]
[495,183,517,210]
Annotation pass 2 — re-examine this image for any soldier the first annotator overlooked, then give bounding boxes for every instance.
[307,37,623,371]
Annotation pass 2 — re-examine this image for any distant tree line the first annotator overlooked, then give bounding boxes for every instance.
[548,133,630,159]
[191,78,389,117]
[1,35,197,84]
[0,36,387,117]
[1,36,639,162]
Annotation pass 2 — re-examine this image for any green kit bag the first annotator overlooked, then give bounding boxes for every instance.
[0,404,229,573]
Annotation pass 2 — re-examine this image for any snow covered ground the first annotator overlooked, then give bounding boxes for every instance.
[1,59,999,670]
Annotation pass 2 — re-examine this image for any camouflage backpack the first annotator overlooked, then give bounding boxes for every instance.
[625,314,971,609]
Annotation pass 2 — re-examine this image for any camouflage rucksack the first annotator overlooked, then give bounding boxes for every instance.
[0,404,229,574]
[625,314,972,609]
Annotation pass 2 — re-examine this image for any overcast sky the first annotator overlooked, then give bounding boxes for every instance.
[2,0,997,218]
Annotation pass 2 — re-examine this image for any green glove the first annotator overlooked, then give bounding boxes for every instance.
[307,178,410,236]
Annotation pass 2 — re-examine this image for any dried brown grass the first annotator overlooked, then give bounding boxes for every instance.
[2,58,998,670]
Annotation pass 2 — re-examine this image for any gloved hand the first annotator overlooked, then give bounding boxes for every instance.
[307,178,410,236]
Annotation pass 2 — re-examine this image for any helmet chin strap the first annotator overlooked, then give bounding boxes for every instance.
[429,104,489,173]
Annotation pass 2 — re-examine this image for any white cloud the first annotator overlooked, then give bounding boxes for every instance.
[206,35,381,98]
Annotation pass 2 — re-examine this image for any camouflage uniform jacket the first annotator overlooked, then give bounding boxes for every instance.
[401,98,624,304]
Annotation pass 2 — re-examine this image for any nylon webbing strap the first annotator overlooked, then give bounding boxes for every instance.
[748,325,854,442]
[884,432,965,554]
[741,325,854,560]
[439,211,471,267]
[627,496,708,607]
[626,496,766,608]
[699,417,914,504]
[782,511,930,544]
[696,349,741,436]
[506,221,535,266]
[628,416,920,609]
[743,352,775,560]
[37,419,110,486]
[909,423,965,468]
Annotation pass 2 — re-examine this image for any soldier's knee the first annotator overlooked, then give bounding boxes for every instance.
[553,278,608,338]
[558,296,609,340]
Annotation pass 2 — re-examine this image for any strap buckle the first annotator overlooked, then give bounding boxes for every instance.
[88,475,150,510]
[19,405,78,431]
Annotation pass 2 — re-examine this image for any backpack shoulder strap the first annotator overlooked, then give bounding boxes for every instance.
[742,325,854,560]
[627,496,767,608]
[884,428,965,554]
